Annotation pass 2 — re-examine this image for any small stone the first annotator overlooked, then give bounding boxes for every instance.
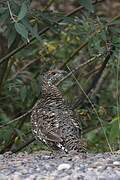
[88,167,95,171]
[57,163,71,171]
[20,168,28,174]
[106,166,113,171]
[115,170,120,177]
[107,159,113,164]
[97,165,106,172]
[91,162,103,168]
[60,175,71,180]
[113,161,120,166]
[0,155,4,160]
[0,174,9,180]
[40,155,52,160]
[3,151,12,158]
[12,174,23,180]
[25,175,36,180]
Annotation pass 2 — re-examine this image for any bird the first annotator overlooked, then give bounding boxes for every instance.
[31,69,86,153]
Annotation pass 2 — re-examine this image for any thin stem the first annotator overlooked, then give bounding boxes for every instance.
[67,65,113,154]
[0,109,32,129]
[116,57,120,149]
[8,58,40,82]
[57,53,102,86]
[43,0,56,11]
[11,136,35,153]
[7,1,16,22]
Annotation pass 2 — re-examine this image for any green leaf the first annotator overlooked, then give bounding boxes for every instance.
[0,113,10,124]
[108,115,120,141]
[20,86,27,102]
[0,7,7,14]
[110,20,120,25]
[86,130,97,142]
[111,28,120,33]
[79,0,94,12]
[109,121,119,141]
[0,10,9,24]
[15,22,28,40]
[8,26,17,48]
[22,18,41,41]
[33,23,41,40]
[100,31,107,41]
[18,1,27,20]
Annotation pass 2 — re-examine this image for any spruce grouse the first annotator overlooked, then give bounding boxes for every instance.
[31,69,86,153]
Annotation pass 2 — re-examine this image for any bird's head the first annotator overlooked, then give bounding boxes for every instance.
[43,69,67,84]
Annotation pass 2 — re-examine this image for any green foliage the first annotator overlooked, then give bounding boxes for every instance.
[79,0,94,12]
[18,1,28,20]
[15,22,29,40]
[0,0,120,153]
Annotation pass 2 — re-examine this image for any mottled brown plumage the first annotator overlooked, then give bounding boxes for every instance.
[31,70,86,153]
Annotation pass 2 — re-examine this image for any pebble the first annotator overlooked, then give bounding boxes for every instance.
[12,174,23,180]
[113,161,120,166]
[0,175,9,180]
[57,163,71,171]
[0,153,120,180]
[0,154,4,159]
[115,170,120,177]
[25,174,36,180]
[96,165,106,172]
[91,161,104,168]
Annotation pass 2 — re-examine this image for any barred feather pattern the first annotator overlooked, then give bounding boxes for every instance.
[31,70,86,153]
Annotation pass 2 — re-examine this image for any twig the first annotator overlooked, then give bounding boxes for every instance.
[43,0,55,11]
[0,118,25,154]
[0,109,32,129]
[7,1,17,22]
[0,34,21,95]
[59,40,90,69]
[89,68,109,97]
[8,58,40,81]
[11,136,35,153]
[56,53,102,86]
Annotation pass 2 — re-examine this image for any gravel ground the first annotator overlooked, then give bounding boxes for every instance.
[0,151,120,180]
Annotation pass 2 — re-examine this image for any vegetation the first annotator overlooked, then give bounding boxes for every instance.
[0,0,120,154]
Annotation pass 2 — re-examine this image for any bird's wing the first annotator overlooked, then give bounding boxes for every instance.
[31,102,64,143]
[41,128,63,143]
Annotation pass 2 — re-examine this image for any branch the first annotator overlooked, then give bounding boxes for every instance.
[43,0,56,11]
[11,136,35,153]
[72,43,115,110]
[8,58,40,82]
[56,53,102,86]
[59,40,90,70]
[0,118,25,154]
[7,1,17,22]
[0,109,32,129]
[90,68,109,97]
